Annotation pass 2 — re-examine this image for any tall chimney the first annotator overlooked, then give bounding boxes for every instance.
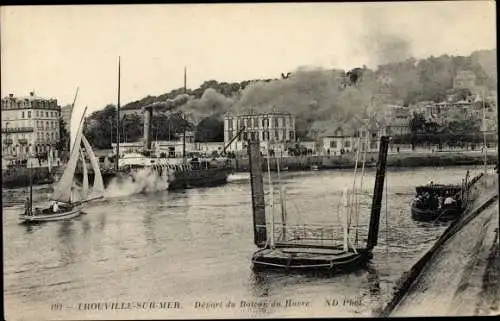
[367,136,390,250]
[247,140,267,248]
[143,106,153,150]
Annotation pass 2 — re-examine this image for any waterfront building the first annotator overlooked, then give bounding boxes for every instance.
[319,117,386,156]
[1,92,61,158]
[111,135,223,159]
[223,110,296,154]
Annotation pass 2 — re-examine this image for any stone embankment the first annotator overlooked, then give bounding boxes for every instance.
[380,173,499,317]
[232,150,498,172]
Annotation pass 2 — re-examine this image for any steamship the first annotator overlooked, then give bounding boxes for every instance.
[74,60,234,191]
[75,103,234,191]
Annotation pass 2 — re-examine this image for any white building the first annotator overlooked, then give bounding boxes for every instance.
[1,92,61,158]
[223,110,296,153]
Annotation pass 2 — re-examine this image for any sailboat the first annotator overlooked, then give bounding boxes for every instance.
[246,136,390,273]
[20,107,105,223]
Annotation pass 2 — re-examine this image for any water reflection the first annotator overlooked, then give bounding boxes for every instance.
[23,223,42,234]
[56,220,76,266]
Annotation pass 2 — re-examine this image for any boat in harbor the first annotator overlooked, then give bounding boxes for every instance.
[20,107,105,223]
[75,60,234,191]
[246,136,390,273]
[410,172,471,222]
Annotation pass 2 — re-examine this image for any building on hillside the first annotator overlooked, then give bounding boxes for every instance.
[384,105,411,137]
[223,110,296,154]
[1,92,61,158]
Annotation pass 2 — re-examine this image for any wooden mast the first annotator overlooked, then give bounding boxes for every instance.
[115,56,121,171]
[29,163,33,214]
[247,140,267,247]
[182,66,187,164]
[366,136,390,251]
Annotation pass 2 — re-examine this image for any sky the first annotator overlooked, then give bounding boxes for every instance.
[1,2,496,122]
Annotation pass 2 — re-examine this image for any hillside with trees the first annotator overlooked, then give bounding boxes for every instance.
[83,49,496,149]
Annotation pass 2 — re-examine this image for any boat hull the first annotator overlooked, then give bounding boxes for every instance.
[411,204,463,222]
[251,247,372,273]
[19,205,83,223]
[76,166,232,190]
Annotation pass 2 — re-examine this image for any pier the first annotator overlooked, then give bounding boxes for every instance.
[380,172,499,317]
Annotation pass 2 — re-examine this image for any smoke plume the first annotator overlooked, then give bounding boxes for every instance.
[361,11,413,67]
[145,89,233,125]
[104,168,168,198]
[180,88,234,124]
[229,67,375,136]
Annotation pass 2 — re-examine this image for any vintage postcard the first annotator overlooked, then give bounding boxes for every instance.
[1,2,498,320]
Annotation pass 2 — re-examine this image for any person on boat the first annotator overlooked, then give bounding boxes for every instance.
[24,197,32,216]
[52,201,60,213]
[437,195,444,210]
[444,195,456,206]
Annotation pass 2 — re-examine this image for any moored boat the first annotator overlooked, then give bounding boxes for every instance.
[410,174,470,222]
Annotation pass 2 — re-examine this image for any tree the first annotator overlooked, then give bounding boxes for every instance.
[56,117,70,152]
[195,116,224,142]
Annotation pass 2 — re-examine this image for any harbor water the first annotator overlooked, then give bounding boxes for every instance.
[2,166,486,319]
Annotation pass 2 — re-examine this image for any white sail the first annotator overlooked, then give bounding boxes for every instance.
[51,107,87,203]
[80,148,89,197]
[81,134,104,198]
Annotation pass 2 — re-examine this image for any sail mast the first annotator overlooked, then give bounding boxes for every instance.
[482,92,487,173]
[115,56,121,171]
[29,163,33,212]
[182,66,187,164]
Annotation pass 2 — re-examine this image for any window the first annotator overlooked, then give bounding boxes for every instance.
[344,140,351,148]
[289,131,294,140]
[36,111,39,117]
[28,111,31,118]
[252,118,256,128]
[262,132,266,141]
[274,118,279,128]
[228,118,233,129]
[46,121,49,129]
[330,141,337,148]
[21,111,25,118]
[283,130,286,140]
[46,112,48,117]
[250,132,256,141]
[275,130,279,140]
[243,132,248,140]
[262,119,266,127]
[51,132,54,140]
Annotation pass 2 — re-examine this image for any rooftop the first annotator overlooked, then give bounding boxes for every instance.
[3,92,57,102]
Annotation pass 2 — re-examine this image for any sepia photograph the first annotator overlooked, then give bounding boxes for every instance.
[1,1,498,319]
